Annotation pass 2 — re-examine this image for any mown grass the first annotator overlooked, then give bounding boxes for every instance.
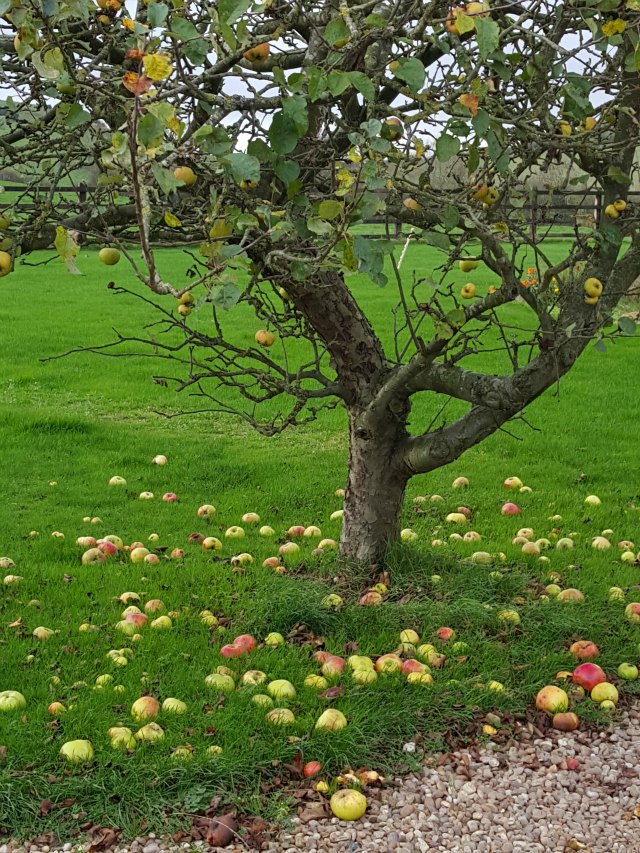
[1,242,640,841]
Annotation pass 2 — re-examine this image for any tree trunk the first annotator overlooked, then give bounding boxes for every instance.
[339,409,409,564]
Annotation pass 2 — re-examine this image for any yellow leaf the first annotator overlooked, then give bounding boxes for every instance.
[602,19,626,37]
[142,53,173,81]
[414,138,425,158]
[347,146,362,163]
[209,219,232,239]
[122,17,136,31]
[164,211,181,227]
[459,92,479,117]
[482,724,497,735]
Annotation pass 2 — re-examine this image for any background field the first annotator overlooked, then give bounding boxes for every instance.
[1,242,639,841]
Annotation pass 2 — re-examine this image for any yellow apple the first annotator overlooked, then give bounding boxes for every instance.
[98,247,120,266]
[583,277,603,298]
[0,250,11,277]
[604,204,619,219]
[243,43,270,63]
[459,259,479,272]
[255,329,275,347]
[173,166,196,186]
[461,283,477,299]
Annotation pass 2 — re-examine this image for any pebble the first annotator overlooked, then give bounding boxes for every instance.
[4,709,640,853]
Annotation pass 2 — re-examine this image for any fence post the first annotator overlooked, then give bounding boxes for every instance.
[530,186,537,242]
[594,190,602,228]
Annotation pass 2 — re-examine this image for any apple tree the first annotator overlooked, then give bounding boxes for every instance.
[1,0,639,563]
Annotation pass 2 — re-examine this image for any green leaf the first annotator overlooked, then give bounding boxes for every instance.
[485,128,510,172]
[41,0,58,15]
[361,119,382,138]
[60,103,91,129]
[274,159,300,185]
[268,113,299,155]
[169,16,199,40]
[54,225,81,275]
[424,231,450,251]
[151,163,182,195]
[306,216,333,235]
[606,166,631,185]
[446,308,466,329]
[352,235,389,286]
[435,133,460,162]
[455,13,475,35]
[348,71,375,103]
[247,139,276,162]
[393,58,425,91]
[327,70,352,96]
[0,0,11,14]
[467,142,480,174]
[594,338,607,353]
[618,316,637,336]
[221,152,260,184]
[282,95,308,135]
[440,204,459,231]
[147,2,168,27]
[218,0,251,24]
[317,200,343,221]
[291,259,312,281]
[324,18,350,46]
[435,321,454,340]
[211,283,241,310]
[306,67,327,102]
[137,113,165,148]
[471,109,491,138]
[475,17,500,60]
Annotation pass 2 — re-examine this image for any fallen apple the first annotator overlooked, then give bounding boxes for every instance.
[330,789,367,821]
[535,685,569,713]
[315,708,347,731]
[624,602,640,623]
[617,663,638,680]
[135,723,165,742]
[569,641,599,660]
[572,663,606,692]
[552,712,580,732]
[60,739,94,763]
[0,690,26,712]
[131,696,160,720]
[267,679,296,700]
[266,708,295,725]
[590,682,618,704]
[501,502,521,516]
[205,673,235,692]
[162,697,187,714]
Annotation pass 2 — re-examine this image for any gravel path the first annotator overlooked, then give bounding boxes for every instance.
[3,707,640,853]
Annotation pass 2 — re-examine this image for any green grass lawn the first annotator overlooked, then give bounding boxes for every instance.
[1,242,640,841]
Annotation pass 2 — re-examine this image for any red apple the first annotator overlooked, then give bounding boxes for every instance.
[221,644,243,658]
[321,656,345,677]
[436,627,455,642]
[125,612,148,627]
[358,591,383,606]
[572,662,606,692]
[402,659,426,674]
[162,492,178,502]
[303,761,322,778]
[552,712,580,732]
[569,641,599,660]
[234,634,256,652]
[501,502,521,516]
[170,548,185,559]
[98,540,118,556]
[625,602,640,623]
[313,651,333,665]
[287,525,306,537]
[457,506,472,519]
[263,557,280,568]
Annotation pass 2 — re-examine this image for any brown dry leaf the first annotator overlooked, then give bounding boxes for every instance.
[122,72,152,95]
[298,802,327,822]
[634,804,640,818]
[88,827,119,851]
[205,814,238,848]
[0,745,7,761]
[319,686,343,700]
[39,799,53,816]
[565,842,589,851]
